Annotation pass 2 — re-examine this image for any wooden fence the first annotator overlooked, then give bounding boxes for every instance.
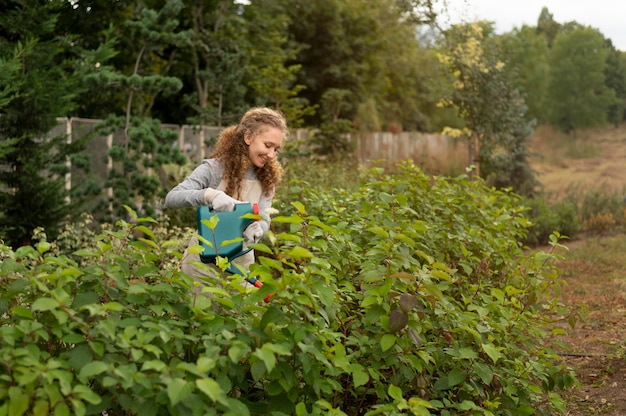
[54,117,469,199]
[353,131,467,173]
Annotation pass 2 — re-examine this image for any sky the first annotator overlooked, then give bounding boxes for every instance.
[440,0,626,51]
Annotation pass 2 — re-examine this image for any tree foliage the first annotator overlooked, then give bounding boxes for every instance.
[536,7,560,48]
[604,40,626,126]
[2,0,626,242]
[245,0,316,128]
[498,26,550,123]
[178,0,249,127]
[89,0,189,221]
[0,0,92,247]
[546,26,617,133]
[437,22,537,194]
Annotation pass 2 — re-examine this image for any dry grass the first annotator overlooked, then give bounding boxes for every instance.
[530,124,626,199]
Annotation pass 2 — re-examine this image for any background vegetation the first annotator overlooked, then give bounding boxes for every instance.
[1,0,626,245]
[1,1,626,414]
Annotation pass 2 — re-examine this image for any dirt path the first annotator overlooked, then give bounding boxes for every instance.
[551,237,626,415]
[526,125,626,414]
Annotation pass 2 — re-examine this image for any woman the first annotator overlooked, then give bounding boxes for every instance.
[165,107,287,280]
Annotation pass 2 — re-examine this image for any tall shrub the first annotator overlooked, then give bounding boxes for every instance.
[0,162,574,415]
[0,1,88,247]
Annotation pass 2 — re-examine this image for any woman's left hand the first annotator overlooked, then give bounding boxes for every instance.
[243,222,264,244]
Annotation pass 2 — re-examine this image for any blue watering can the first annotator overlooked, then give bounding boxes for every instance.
[196,202,273,301]
[197,202,258,275]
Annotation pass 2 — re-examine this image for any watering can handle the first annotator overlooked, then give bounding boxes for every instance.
[206,202,259,214]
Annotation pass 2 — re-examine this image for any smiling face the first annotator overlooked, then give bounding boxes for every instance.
[244,126,284,168]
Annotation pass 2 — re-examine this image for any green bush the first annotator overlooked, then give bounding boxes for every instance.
[520,197,580,246]
[578,188,625,233]
[0,162,574,415]
[528,185,626,239]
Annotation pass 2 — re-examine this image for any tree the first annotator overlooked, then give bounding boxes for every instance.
[88,0,189,221]
[547,25,617,133]
[309,88,355,156]
[437,21,537,194]
[57,0,137,120]
[604,40,626,126]
[499,25,550,123]
[245,0,315,128]
[0,40,27,110]
[0,0,92,247]
[275,0,442,130]
[536,7,560,48]
[179,0,249,128]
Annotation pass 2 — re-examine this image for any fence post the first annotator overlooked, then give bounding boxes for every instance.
[64,117,72,204]
[106,133,113,214]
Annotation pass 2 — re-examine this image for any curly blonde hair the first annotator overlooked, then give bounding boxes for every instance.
[210,107,287,198]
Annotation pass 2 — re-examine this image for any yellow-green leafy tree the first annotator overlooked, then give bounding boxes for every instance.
[437,21,537,195]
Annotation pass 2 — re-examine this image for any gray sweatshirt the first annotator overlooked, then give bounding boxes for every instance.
[165,159,273,233]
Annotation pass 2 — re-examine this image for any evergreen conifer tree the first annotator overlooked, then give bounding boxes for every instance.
[0,1,86,247]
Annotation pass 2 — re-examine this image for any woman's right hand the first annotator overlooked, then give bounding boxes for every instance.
[210,191,240,212]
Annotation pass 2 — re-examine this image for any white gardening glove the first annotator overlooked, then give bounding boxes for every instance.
[243,222,264,244]
[204,189,239,212]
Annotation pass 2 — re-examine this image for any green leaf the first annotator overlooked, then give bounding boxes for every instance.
[473,362,494,385]
[89,342,104,357]
[291,201,307,215]
[228,344,248,364]
[78,361,109,381]
[11,306,33,319]
[37,241,52,253]
[141,360,166,372]
[68,342,93,371]
[167,378,191,406]
[102,302,124,311]
[515,405,536,416]
[351,366,369,388]
[380,334,396,352]
[482,343,503,363]
[260,306,287,331]
[72,292,99,309]
[43,383,62,408]
[287,246,314,259]
[388,384,403,401]
[457,347,478,360]
[458,400,479,411]
[1,258,24,272]
[447,368,466,388]
[196,377,222,402]
[272,214,304,224]
[430,269,452,282]
[8,387,29,416]
[72,249,99,257]
[128,284,147,294]
[254,346,277,373]
[31,297,59,311]
[197,356,216,373]
[138,237,158,249]
[367,226,389,238]
[54,402,70,416]
[72,385,101,405]
[33,400,49,416]
[134,225,156,240]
